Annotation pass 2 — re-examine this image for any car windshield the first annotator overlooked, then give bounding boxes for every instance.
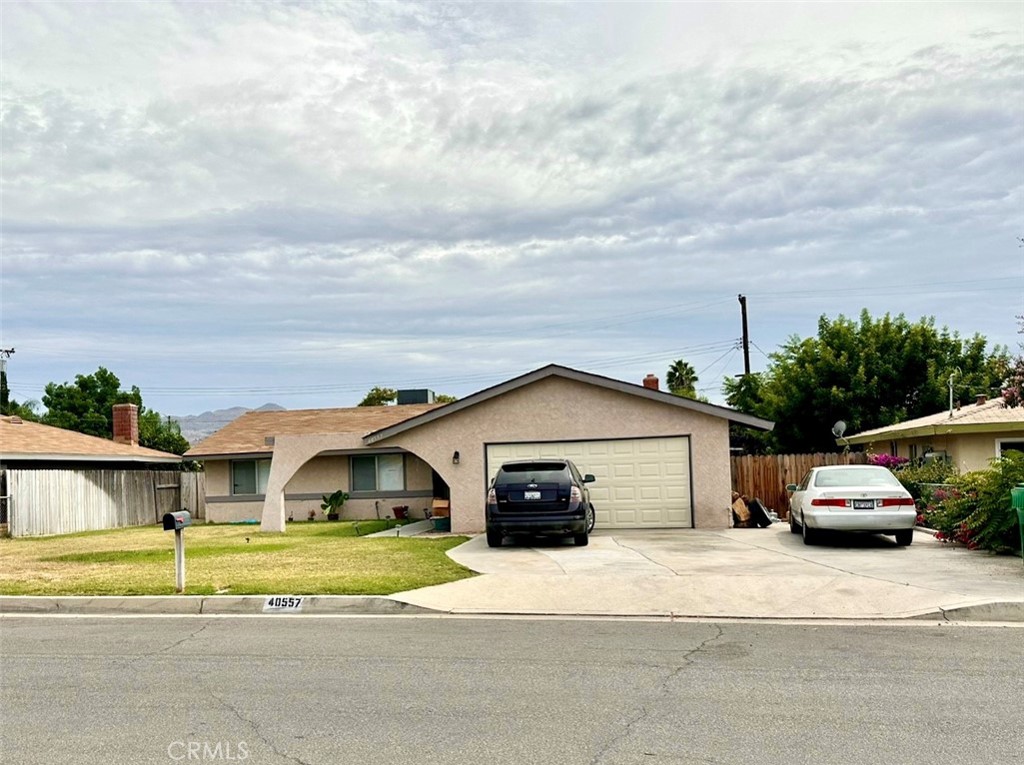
[813,468,902,488]
[497,462,568,483]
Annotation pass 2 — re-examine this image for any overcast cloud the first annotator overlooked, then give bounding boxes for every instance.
[2,1,1022,415]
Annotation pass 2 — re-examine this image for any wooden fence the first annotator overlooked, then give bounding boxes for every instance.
[731,452,868,518]
[5,469,206,538]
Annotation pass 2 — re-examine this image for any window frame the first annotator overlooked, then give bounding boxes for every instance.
[350,453,406,493]
[995,438,1024,458]
[230,458,272,496]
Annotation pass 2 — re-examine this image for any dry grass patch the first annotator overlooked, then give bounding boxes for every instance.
[0,522,474,596]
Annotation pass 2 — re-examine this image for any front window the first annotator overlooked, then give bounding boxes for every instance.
[232,459,271,495]
[998,440,1024,458]
[351,454,405,492]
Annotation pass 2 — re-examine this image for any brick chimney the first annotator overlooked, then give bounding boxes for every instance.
[976,394,987,406]
[643,373,660,391]
[112,403,139,446]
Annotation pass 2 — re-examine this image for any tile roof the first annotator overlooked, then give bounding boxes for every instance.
[185,403,444,457]
[0,416,181,462]
[846,398,1024,443]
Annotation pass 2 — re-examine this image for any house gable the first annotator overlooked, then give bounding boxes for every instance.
[365,364,773,444]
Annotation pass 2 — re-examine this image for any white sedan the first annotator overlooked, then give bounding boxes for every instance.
[787,465,917,546]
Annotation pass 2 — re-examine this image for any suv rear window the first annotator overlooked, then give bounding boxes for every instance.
[495,462,569,484]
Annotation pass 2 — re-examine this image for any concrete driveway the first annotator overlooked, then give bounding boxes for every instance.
[393,524,1024,620]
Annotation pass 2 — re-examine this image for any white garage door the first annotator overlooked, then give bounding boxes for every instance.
[485,437,692,528]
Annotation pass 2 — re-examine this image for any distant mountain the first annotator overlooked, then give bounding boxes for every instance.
[170,403,285,445]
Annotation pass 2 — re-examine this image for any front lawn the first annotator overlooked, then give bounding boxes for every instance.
[0,521,474,596]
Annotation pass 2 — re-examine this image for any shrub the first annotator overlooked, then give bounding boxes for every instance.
[924,451,1024,554]
[892,459,958,501]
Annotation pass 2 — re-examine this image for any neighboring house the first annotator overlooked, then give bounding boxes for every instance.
[186,364,774,533]
[843,395,1024,471]
[0,405,181,469]
[0,404,185,536]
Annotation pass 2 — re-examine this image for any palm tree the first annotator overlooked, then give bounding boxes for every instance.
[666,359,698,399]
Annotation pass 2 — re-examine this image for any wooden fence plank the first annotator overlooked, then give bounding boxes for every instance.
[731,452,867,518]
[5,469,208,537]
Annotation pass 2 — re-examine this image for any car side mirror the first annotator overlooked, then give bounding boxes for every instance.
[583,474,596,483]
[785,484,797,492]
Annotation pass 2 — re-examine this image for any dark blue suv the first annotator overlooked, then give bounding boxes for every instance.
[485,459,596,548]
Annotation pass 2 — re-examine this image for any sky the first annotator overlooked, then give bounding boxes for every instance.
[2,1,1022,418]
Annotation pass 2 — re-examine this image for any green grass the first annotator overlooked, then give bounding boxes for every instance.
[0,521,474,596]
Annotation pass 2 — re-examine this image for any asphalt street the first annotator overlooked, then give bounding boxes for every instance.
[1,615,1021,765]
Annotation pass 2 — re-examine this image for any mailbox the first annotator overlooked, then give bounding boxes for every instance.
[163,510,192,531]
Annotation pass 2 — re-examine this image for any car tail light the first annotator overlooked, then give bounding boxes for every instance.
[570,486,582,502]
[879,497,915,507]
[811,498,850,507]
[487,488,496,504]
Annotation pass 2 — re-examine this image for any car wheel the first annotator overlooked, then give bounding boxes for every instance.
[586,504,596,533]
[485,528,503,548]
[789,511,800,534]
[801,515,817,545]
[894,529,913,547]
[573,532,589,547]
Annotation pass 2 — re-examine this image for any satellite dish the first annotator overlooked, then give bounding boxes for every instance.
[832,420,847,438]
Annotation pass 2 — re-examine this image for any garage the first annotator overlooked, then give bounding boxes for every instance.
[485,436,693,528]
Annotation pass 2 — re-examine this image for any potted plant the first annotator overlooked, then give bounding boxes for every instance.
[320,489,350,521]
[392,505,409,520]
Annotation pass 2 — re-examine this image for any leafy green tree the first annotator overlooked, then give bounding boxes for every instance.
[722,373,771,454]
[1005,314,1024,408]
[358,386,398,406]
[138,409,190,454]
[725,311,1009,453]
[41,367,189,454]
[42,367,137,437]
[435,393,458,404]
[0,368,40,420]
[666,359,698,399]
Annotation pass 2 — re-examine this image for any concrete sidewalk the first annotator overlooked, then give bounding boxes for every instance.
[3,525,1019,621]
[390,525,1024,621]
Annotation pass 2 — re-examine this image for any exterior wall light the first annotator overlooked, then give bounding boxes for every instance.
[452,450,460,465]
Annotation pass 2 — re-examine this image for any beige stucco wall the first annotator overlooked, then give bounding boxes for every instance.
[878,429,1024,473]
[952,431,1024,471]
[374,376,733,533]
[204,452,433,524]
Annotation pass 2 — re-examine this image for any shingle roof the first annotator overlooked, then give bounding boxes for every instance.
[846,398,1024,443]
[0,416,181,463]
[185,403,444,457]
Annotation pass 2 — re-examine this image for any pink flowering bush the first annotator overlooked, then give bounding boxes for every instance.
[868,453,910,470]
[925,452,1024,554]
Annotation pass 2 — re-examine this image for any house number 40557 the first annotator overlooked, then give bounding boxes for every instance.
[264,596,304,612]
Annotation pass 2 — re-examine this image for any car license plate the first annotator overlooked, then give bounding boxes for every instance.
[524,490,541,500]
[853,499,875,509]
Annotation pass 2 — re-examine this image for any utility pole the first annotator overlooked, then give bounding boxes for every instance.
[737,295,750,376]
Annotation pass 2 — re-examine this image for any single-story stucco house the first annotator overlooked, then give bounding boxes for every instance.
[185,364,774,534]
[843,395,1024,471]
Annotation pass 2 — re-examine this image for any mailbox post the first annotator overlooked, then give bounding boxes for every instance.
[162,511,192,593]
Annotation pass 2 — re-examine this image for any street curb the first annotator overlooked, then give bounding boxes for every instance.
[907,601,1024,623]
[0,595,438,616]
[3,595,1022,621]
